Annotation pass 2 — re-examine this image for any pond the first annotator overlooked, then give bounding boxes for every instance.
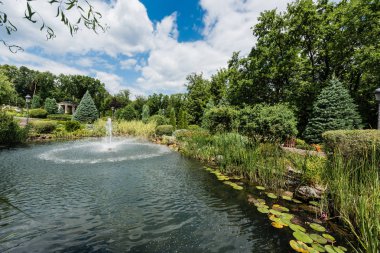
[0,138,294,252]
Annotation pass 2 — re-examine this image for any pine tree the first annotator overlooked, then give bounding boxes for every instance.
[304,78,362,143]
[177,107,188,129]
[141,104,150,123]
[169,107,176,129]
[44,98,57,114]
[73,91,98,123]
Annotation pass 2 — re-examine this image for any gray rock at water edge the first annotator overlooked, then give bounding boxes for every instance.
[296,185,323,200]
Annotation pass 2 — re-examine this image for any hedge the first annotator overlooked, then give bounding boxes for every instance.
[31,121,57,134]
[64,121,81,132]
[322,129,380,156]
[47,114,72,121]
[155,125,174,136]
[29,108,48,118]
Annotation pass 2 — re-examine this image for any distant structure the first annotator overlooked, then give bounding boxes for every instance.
[58,101,77,114]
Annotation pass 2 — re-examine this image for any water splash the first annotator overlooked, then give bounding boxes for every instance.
[106,117,112,145]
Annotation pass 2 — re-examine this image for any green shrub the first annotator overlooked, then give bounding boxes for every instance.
[322,129,380,157]
[29,108,48,118]
[155,125,174,136]
[31,120,57,134]
[64,121,81,132]
[116,104,138,121]
[239,104,298,142]
[44,98,58,114]
[47,114,72,121]
[202,105,239,134]
[73,91,98,123]
[169,107,176,129]
[148,114,168,126]
[187,124,200,131]
[31,95,41,109]
[0,112,28,145]
[295,138,313,150]
[304,78,362,143]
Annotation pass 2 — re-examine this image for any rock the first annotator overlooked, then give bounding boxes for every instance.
[296,186,323,200]
[216,155,224,163]
[282,191,294,198]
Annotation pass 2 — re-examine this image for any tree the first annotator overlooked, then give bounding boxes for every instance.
[73,90,98,123]
[177,107,188,129]
[141,104,150,123]
[169,107,176,129]
[116,104,137,121]
[304,78,362,143]
[185,73,211,124]
[0,70,17,105]
[0,0,105,52]
[31,95,41,109]
[44,98,57,114]
[202,105,239,134]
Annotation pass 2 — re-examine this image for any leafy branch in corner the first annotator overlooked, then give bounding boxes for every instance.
[0,0,107,52]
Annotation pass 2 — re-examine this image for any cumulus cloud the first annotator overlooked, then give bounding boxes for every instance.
[95,71,125,95]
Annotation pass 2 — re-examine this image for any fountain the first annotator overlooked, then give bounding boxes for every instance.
[106,117,113,146]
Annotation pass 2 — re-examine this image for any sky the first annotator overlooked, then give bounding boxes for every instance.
[0,0,292,98]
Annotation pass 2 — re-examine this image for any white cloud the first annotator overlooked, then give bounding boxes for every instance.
[95,71,126,95]
[120,59,137,70]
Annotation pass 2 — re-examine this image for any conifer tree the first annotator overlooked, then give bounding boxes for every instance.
[304,78,362,143]
[177,107,188,129]
[141,104,150,123]
[73,91,98,123]
[44,98,57,114]
[169,107,176,129]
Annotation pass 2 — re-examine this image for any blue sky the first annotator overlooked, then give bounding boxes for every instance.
[0,0,292,97]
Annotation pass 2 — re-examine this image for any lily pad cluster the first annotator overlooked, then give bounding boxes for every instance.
[204,167,243,190]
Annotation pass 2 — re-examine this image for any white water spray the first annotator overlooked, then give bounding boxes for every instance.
[106,117,113,145]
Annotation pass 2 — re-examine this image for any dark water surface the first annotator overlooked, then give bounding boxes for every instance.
[0,138,292,252]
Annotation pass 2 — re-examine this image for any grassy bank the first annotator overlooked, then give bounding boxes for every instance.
[176,129,379,252]
[27,119,157,140]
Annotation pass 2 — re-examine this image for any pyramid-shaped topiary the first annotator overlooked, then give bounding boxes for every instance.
[73,91,98,123]
[304,78,362,143]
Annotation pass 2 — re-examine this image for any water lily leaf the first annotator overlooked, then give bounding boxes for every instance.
[308,247,320,253]
[289,240,309,253]
[280,213,294,220]
[325,245,338,253]
[293,199,303,204]
[272,204,289,212]
[257,198,266,203]
[290,223,306,232]
[322,233,336,243]
[271,221,284,229]
[266,192,278,199]
[310,223,326,232]
[333,246,345,253]
[337,246,347,252]
[280,217,292,226]
[216,175,229,181]
[311,243,326,252]
[257,207,270,213]
[282,195,292,201]
[269,214,280,222]
[293,231,313,244]
[269,209,282,216]
[254,202,269,209]
[310,233,328,244]
[309,201,320,206]
[256,186,266,190]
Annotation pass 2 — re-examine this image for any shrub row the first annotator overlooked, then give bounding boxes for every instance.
[47,114,72,121]
[29,108,48,118]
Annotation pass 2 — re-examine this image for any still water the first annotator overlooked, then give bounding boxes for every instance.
[0,138,292,252]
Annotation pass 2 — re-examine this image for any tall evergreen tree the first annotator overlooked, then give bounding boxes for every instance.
[141,104,150,123]
[177,107,187,129]
[31,95,41,109]
[169,107,176,129]
[44,98,57,114]
[304,78,362,143]
[73,90,98,123]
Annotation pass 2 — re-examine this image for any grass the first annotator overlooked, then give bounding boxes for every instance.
[323,149,380,253]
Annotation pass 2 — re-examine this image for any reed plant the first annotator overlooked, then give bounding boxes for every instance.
[323,148,380,253]
[180,131,289,188]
